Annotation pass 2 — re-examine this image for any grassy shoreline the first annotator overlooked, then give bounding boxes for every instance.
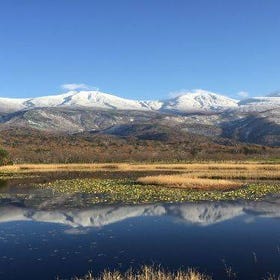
[70,266,210,280]
[69,266,280,280]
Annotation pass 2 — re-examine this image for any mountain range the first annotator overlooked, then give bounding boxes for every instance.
[0,89,279,151]
[1,89,278,113]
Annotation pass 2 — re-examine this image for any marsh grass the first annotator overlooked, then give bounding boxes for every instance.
[2,162,279,188]
[69,267,280,280]
[71,266,211,280]
[194,170,280,180]
[137,176,242,190]
[135,163,280,189]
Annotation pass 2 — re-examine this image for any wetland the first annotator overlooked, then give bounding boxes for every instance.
[0,162,280,279]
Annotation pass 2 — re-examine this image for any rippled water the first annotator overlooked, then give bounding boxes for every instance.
[0,183,280,279]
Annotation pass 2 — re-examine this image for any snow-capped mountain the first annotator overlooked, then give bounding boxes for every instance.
[1,89,280,115]
[161,90,238,112]
[0,89,279,146]
[0,89,239,114]
[0,90,154,113]
[0,89,280,114]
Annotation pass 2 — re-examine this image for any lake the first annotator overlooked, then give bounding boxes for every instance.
[0,183,280,280]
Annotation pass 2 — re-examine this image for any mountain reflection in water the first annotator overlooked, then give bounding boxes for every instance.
[1,192,280,280]
[0,198,280,228]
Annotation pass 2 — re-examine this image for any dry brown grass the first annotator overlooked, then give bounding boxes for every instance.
[72,266,211,280]
[195,169,280,180]
[1,162,279,173]
[0,163,126,173]
[136,163,280,189]
[137,175,242,190]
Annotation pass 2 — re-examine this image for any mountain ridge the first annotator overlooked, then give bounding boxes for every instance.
[1,89,279,115]
[0,89,240,114]
[0,89,279,147]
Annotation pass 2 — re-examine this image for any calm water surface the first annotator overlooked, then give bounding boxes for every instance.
[0,184,280,279]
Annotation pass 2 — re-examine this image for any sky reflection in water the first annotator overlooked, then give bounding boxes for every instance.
[0,194,280,280]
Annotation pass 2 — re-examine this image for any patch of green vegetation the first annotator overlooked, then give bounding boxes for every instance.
[37,178,280,204]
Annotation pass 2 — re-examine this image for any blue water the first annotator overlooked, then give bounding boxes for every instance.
[0,198,280,279]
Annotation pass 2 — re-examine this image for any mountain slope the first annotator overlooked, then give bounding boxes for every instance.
[221,112,280,146]
[0,106,279,146]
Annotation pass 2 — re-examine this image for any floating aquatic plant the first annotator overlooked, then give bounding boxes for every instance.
[37,178,280,205]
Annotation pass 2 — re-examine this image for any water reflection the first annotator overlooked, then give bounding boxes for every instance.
[1,195,280,280]
[1,199,280,228]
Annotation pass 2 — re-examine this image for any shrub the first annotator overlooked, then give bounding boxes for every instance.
[0,148,10,165]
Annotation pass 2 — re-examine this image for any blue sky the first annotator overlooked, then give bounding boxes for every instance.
[0,0,279,100]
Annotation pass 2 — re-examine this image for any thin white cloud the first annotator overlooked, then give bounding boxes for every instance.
[61,83,99,91]
[237,91,249,99]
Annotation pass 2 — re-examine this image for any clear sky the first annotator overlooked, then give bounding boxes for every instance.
[0,0,280,100]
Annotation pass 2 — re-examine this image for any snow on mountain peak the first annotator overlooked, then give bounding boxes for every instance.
[162,89,238,112]
[0,90,151,112]
[0,88,278,115]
